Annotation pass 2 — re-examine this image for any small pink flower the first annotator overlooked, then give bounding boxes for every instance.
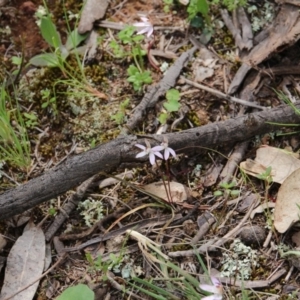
[135,140,163,165]
[199,277,223,300]
[133,16,154,38]
[161,138,176,160]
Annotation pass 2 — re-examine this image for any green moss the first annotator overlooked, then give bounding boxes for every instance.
[187,111,203,126]
[171,243,190,251]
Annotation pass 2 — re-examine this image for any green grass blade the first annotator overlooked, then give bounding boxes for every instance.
[127,280,168,300]
[0,83,31,168]
[165,261,200,289]
[132,277,181,299]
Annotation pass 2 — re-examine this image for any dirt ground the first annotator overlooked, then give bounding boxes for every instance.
[1,0,300,299]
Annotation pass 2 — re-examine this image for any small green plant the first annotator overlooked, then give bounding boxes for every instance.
[85,236,129,281]
[126,231,222,300]
[29,9,87,73]
[158,89,181,124]
[110,25,145,63]
[56,284,94,300]
[127,65,152,91]
[211,0,247,11]
[187,0,210,25]
[40,88,57,113]
[10,56,23,76]
[163,0,173,13]
[28,4,110,120]
[48,207,57,216]
[278,243,300,258]
[110,98,130,125]
[214,181,240,197]
[109,25,152,91]
[276,90,300,116]
[0,83,31,168]
[257,166,273,185]
[109,40,126,58]
[47,199,57,216]
[23,112,38,128]
[86,252,124,277]
[257,166,273,201]
[89,138,96,149]
[118,25,142,45]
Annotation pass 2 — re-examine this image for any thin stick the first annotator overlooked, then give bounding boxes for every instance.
[168,197,258,257]
[181,76,265,110]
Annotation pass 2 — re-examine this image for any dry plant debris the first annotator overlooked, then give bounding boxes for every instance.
[2,0,300,299]
[274,168,300,233]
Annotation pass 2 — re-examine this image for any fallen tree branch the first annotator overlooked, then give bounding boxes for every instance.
[44,175,98,241]
[1,102,300,220]
[125,46,197,132]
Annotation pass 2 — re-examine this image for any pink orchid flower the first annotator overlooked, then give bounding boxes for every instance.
[199,277,223,300]
[135,140,163,165]
[133,16,154,38]
[161,138,176,160]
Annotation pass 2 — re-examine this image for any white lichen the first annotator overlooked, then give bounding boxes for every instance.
[248,1,275,32]
[77,197,104,227]
[221,239,259,279]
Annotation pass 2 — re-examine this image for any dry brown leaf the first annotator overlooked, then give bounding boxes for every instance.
[240,159,271,178]
[240,146,300,184]
[250,202,275,219]
[0,225,45,300]
[274,168,300,233]
[142,181,188,203]
[191,44,219,83]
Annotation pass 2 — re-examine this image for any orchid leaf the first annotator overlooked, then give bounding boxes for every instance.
[29,53,60,67]
[40,16,62,49]
[65,29,88,51]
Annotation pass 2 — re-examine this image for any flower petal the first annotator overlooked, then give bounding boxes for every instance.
[136,151,147,158]
[133,22,147,27]
[136,27,150,35]
[154,151,163,159]
[164,149,170,160]
[168,147,176,158]
[140,16,149,23]
[135,144,146,150]
[146,26,154,38]
[211,277,221,288]
[201,295,222,300]
[149,153,156,165]
[151,145,164,152]
[199,284,220,294]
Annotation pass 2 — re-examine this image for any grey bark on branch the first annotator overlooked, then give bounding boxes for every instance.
[1,102,300,220]
[125,46,197,132]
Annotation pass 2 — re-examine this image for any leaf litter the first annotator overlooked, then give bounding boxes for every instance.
[0,224,45,300]
[2,0,300,299]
